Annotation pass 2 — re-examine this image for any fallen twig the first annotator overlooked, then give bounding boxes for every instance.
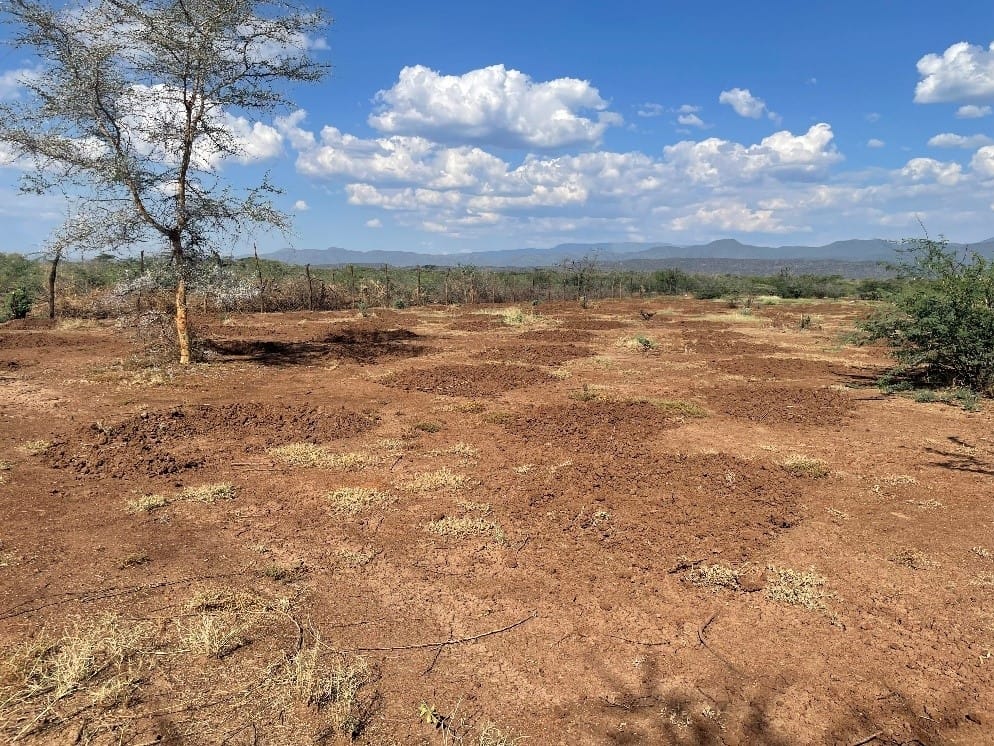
[353,612,538,652]
[696,610,744,675]
[851,731,883,746]
[608,634,669,647]
[0,571,250,620]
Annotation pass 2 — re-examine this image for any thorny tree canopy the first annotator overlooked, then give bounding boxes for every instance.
[0,0,329,259]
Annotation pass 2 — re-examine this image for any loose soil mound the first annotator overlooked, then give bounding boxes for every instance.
[705,384,854,425]
[206,326,429,365]
[383,363,550,397]
[504,451,802,560]
[506,399,683,449]
[447,317,504,332]
[709,355,833,379]
[517,329,595,343]
[479,343,592,366]
[0,331,102,350]
[681,329,781,355]
[558,317,627,330]
[46,403,376,478]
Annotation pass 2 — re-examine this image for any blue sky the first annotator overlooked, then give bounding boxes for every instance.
[2,0,994,255]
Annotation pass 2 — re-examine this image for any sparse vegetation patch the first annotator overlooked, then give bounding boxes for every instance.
[765,566,829,611]
[779,454,830,478]
[400,468,466,492]
[326,487,391,515]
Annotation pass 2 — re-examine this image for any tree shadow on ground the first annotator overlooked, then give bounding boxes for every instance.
[578,644,974,744]
[923,439,994,476]
[203,327,431,366]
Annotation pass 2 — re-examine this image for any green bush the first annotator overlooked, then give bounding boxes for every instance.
[857,238,994,394]
[7,286,32,319]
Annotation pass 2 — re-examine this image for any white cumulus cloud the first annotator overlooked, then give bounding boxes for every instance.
[900,157,963,186]
[367,64,622,149]
[637,102,664,118]
[915,41,994,103]
[718,87,779,122]
[971,146,994,178]
[956,104,992,118]
[677,113,707,128]
[293,199,309,211]
[867,138,886,148]
[927,133,994,148]
[663,124,841,184]
[365,218,382,228]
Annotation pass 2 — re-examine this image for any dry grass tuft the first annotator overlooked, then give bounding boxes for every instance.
[478,722,522,745]
[0,460,10,484]
[426,516,507,544]
[185,588,271,614]
[481,411,514,425]
[20,440,51,456]
[117,552,150,569]
[338,547,378,568]
[568,384,603,401]
[698,311,768,325]
[413,421,443,433]
[177,613,250,659]
[262,560,308,584]
[684,563,741,591]
[399,468,466,493]
[325,487,391,515]
[619,334,656,351]
[779,454,830,478]
[648,398,709,418]
[971,546,992,559]
[765,566,829,611]
[881,474,919,486]
[180,483,236,503]
[126,493,169,513]
[891,548,934,570]
[268,443,381,470]
[426,442,479,460]
[0,615,154,738]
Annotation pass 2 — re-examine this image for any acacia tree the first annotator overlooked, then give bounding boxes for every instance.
[0,0,327,362]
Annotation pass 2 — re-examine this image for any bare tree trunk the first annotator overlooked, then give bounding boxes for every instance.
[172,239,191,365]
[305,263,313,311]
[416,266,422,305]
[175,276,191,365]
[137,250,145,312]
[348,264,357,309]
[47,248,61,320]
[253,243,266,312]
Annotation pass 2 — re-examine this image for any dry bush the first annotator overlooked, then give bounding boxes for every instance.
[268,443,381,470]
[180,483,235,503]
[399,468,466,493]
[126,493,169,513]
[425,516,507,545]
[778,454,830,478]
[891,548,934,570]
[326,487,391,515]
[765,566,829,610]
[684,563,741,591]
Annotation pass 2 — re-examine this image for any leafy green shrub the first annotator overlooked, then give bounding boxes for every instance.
[7,287,32,319]
[856,238,994,394]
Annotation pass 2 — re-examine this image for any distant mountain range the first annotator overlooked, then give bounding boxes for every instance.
[262,237,994,278]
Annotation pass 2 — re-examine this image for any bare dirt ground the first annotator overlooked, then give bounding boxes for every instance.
[1,298,992,745]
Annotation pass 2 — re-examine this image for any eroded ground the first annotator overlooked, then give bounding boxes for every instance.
[1,298,992,745]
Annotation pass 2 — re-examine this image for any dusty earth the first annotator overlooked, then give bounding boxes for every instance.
[1,298,992,745]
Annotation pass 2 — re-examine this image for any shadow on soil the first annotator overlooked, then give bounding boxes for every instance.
[204,327,430,366]
[924,438,994,476]
[585,650,967,744]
